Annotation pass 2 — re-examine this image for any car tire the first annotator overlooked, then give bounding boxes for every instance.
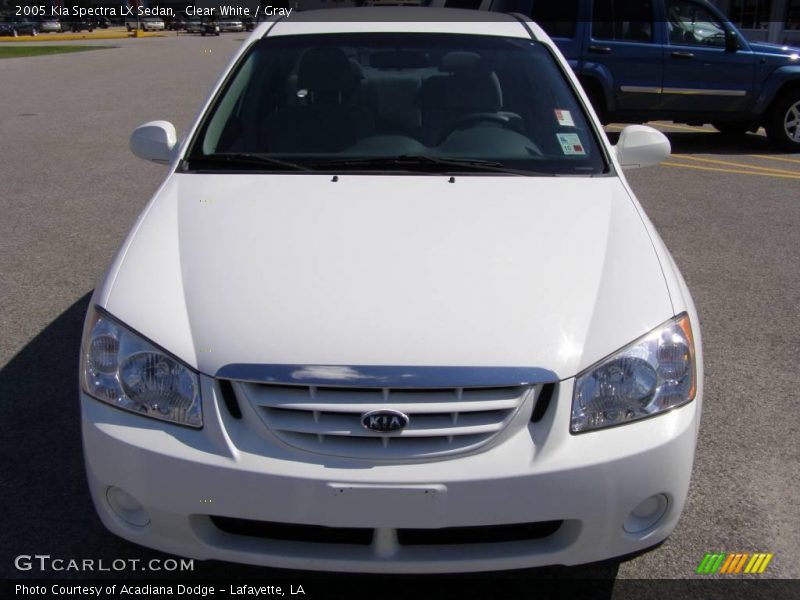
[127,25,131,32]
[765,92,800,150]
[712,121,749,136]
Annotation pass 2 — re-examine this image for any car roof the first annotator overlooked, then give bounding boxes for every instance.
[264,8,535,40]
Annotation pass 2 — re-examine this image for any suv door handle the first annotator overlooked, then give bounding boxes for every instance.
[671,51,694,59]
[589,45,612,54]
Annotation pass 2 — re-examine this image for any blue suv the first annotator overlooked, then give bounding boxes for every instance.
[477,0,800,149]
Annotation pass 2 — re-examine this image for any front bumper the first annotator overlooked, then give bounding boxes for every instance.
[82,376,700,573]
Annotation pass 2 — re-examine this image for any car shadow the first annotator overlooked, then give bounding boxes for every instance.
[0,294,620,593]
[0,292,102,575]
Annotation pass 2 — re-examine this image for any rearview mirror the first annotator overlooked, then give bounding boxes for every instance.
[614,125,671,169]
[130,121,177,164]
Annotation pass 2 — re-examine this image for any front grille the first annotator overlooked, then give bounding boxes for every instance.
[209,516,563,546]
[210,516,373,545]
[234,383,534,459]
[397,520,563,545]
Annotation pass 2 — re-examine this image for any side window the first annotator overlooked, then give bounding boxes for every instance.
[730,0,771,30]
[788,0,800,31]
[531,0,580,39]
[592,0,655,43]
[666,0,728,47]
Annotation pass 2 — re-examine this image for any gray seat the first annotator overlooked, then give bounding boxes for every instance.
[419,52,505,145]
[262,48,372,153]
[368,74,423,137]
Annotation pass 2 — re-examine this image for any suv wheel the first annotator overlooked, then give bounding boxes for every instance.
[765,93,800,150]
[712,121,749,136]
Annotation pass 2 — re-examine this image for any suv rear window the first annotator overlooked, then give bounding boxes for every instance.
[592,0,656,43]
[531,0,580,39]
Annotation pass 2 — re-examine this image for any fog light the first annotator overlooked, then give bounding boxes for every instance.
[106,486,150,527]
[623,494,668,534]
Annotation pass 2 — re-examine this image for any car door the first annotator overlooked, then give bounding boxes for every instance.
[660,0,756,114]
[586,0,664,112]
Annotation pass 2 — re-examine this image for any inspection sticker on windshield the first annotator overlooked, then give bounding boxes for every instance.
[554,109,575,127]
[557,133,585,155]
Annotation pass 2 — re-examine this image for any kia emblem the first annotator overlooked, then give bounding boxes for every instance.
[361,410,409,433]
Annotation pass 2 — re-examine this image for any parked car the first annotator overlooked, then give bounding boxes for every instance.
[142,17,165,31]
[201,18,221,36]
[63,19,95,33]
[242,16,256,31]
[0,17,39,36]
[218,19,244,33]
[93,16,111,29]
[475,0,800,149]
[126,17,165,32]
[185,18,203,34]
[40,19,63,33]
[168,16,188,31]
[83,7,702,573]
[185,18,220,36]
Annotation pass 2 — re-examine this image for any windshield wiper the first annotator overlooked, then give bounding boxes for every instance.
[313,155,531,175]
[185,153,312,172]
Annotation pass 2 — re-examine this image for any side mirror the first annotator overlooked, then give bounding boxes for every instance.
[725,29,741,52]
[130,121,177,164]
[614,125,671,169]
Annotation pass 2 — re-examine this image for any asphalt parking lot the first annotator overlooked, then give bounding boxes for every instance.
[0,33,798,591]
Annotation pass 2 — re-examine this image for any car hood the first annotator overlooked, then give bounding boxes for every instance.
[748,41,800,58]
[103,174,673,381]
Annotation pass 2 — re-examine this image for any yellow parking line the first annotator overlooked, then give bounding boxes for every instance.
[673,154,800,175]
[662,161,800,179]
[749,154,800,165]
[650,121,713,132]
[606,122,712,132]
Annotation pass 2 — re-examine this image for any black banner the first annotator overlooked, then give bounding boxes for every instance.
[3,578,800,600]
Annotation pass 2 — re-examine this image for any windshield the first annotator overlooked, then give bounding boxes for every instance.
[186,33,607,175]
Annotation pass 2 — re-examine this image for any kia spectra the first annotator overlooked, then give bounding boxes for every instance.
[80,8,703,572]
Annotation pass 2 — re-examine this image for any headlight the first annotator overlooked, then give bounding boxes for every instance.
[571,313,696,434]
[81,308,202,428]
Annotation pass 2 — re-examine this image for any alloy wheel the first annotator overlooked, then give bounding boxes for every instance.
[784,100,800,143]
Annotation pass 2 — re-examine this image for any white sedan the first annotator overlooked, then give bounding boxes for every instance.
[80,8,702,573]
[40,19,62,33]
[218,19,244,32]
